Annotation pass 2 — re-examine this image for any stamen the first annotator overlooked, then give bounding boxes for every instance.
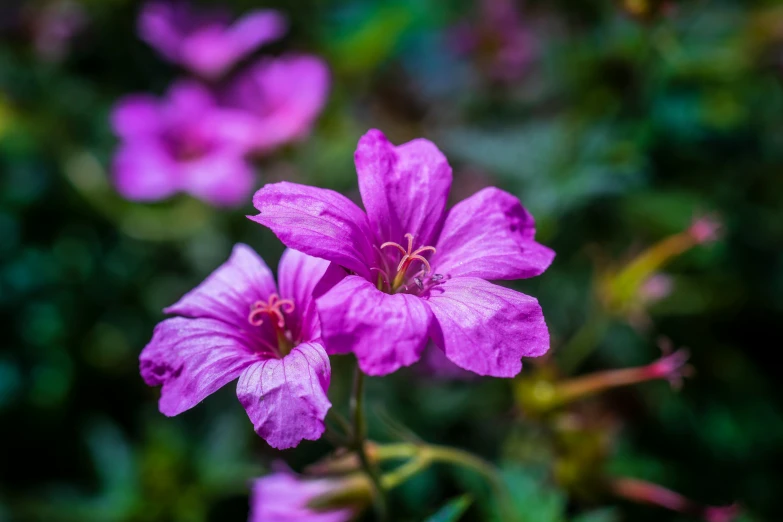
[380,241,407,256]
[248,293,295,328]
[380,233,437,293]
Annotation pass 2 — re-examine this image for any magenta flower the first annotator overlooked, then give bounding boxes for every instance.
[251,129,554,377]
[250,469,365,522]
[223,54,330,153]
[111,80,257,207]
[138,1,286,79]
[139,244,342,449]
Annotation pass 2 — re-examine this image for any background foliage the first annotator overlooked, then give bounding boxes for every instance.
[2,0,782,520]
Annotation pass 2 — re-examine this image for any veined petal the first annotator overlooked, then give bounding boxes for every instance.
[355,129,452,247]
[140,317,258,416]
[237,342,331,449]
[251,182,375,279]
[432,187,554,280]
[278,249,344,342]
[165,244,278,334]
[425,277,549,377]
[317,276,432,376]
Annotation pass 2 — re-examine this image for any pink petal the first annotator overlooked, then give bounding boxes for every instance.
[179,151,256,207]
[180,10,286,78]
[110,95,161,139]
[165,244,278,333]
[229,55,330,152]
[431,187,554,280]
[317,276,432,376]
[251,182,375,279]
[237,342,331,449]
[226,9,287,56]
[137,2,183,63]
[277,249,344,342]
[355,129,452,247]
[140,317,258,416]
[112,141,179,202]
[425,277,549,377]
[250,471,354,522]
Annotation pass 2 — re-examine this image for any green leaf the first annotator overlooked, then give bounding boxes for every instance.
[424,495,473,522]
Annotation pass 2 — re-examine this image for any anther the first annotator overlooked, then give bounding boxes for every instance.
[248,293,295,328]
[380,233,437,277]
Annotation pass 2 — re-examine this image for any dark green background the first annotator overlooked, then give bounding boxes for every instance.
[1,0,781,520]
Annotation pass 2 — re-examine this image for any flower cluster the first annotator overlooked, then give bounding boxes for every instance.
[141,129,552,446]
[111,1,329,207]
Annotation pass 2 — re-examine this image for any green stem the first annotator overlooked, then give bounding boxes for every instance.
[381,455,431,489]
[376,443,518,521]
[351,365,388,520]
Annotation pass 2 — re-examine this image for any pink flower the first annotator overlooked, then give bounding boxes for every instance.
[139,245,342,449]
[223,54,330,153]
[251,129,554,377]
[110,81,257,207]
[138,1,286,79]
[250,469,367,522]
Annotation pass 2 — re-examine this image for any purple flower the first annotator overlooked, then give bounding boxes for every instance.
[451,0,536,82]
[138,1,286,79]
[250,469,367,522]
[251,129,554,377]
[111,80,257,207]
[223,54,330,153]
[139,244,342,449]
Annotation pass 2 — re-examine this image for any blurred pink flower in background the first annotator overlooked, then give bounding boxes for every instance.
[223,55,330,153]
[29,0,87,62]
[639,273,674,304]
[451,0,537,82]
[110,81,257,206]
[250,469,365,522]
[138,1,287,79]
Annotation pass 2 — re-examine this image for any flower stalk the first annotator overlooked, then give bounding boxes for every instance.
[351,365,388,520]
[518,348,691,414]
[610,477,740,522]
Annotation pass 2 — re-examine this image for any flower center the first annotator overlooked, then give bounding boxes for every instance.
[248,293,295,357]
[379,233,437,293]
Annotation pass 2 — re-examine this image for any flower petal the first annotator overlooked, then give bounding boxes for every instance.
[425,277,549,377]
[250,471,354,522]
[227,55,330,152]
[137,2,183,63]
[277,249,344,342]
[226,9,287,58]
[179,151,256,207]
[140,317,258,416]
[112,141,179,202]
[165,244,278,334]
[317,276,432,376]
[431,187,554,280]
[180,10,287,78]
[237,342,331,449]
[355,129,452,246]
[251,182,375,279]
[110,95,161,139]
